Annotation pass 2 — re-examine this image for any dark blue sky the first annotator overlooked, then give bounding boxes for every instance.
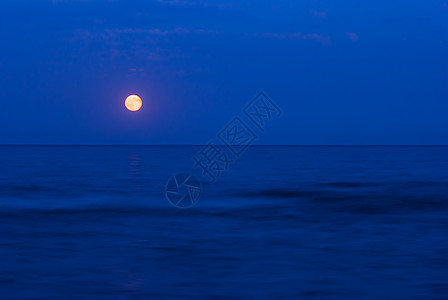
[0,0,447,145]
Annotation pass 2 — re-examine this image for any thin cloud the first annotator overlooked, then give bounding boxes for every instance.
[261,32,331,45]
[156,0,233,8]
[114,28,217,36]
[64,28,213,60]
[345,32,359,41]
[147,47,185,61]
[52,0,118,3]
[309,9,327,18]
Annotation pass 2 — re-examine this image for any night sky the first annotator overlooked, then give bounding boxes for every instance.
[1,0,447,145]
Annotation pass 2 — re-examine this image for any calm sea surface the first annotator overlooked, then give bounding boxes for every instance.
[0,146,447,299]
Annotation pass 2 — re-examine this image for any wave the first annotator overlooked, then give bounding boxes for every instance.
[234,182,448,214]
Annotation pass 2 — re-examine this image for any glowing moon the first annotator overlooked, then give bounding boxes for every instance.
[125,95,142,111]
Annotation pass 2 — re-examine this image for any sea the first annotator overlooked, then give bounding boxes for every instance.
[0,145,447,299]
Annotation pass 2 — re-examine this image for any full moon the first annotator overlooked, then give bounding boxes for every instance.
[125,95,142,111]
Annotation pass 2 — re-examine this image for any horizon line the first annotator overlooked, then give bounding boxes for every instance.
[0,144,447,147]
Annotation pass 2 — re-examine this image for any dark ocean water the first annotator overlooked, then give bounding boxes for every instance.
[0,145,447,299]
